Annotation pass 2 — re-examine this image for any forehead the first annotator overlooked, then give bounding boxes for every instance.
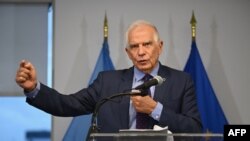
[128,25,155,43]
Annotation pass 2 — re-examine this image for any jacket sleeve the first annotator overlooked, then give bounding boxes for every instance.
[157,74,202,133]
[26,73,104,117]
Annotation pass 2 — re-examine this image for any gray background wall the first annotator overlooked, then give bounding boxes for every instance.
[52,0,249,140]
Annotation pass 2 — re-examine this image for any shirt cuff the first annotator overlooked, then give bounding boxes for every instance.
[24,82,40,98]
[150,102,163,121]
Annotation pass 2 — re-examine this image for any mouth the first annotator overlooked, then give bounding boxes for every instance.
[137,59,148,64]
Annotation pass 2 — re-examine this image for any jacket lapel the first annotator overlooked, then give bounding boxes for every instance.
[153,65,170,103]
[117,67,134,129]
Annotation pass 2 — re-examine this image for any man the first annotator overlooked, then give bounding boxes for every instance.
[16,20,202,134]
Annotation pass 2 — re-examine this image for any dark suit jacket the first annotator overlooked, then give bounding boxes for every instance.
[27,64,202,133]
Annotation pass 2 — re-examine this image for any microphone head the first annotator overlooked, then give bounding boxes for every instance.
[134,75,166,90]
[154,75,165,85]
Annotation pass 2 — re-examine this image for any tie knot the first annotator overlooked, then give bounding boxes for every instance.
[142,74,153,82]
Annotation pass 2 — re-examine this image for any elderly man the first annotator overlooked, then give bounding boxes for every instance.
[16,20,202,134]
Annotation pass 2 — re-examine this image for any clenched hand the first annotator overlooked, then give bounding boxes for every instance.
[15,60,37,92]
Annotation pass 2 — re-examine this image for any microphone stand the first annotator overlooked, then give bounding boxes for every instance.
[86,90,143,141]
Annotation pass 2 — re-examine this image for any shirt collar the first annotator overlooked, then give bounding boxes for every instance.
[134,62,160,82]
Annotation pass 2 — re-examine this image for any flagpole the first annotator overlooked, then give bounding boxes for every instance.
[185,11,228,134]
[190,11,197,41]
[104,12,108,40]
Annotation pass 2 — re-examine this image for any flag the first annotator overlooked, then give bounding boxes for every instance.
[63,38,115,141]
[88,38,115,84]
[184,40,228,133]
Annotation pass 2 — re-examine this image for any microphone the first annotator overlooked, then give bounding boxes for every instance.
[86,75,165,140]
[134,75,165,90]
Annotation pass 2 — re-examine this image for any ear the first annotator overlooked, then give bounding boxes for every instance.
[125,47,132,60]
[158,41,163,54]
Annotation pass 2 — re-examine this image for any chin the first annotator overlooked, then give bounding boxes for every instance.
[138,67,152,73]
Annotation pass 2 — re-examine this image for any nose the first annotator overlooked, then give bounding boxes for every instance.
[137,45,146,56]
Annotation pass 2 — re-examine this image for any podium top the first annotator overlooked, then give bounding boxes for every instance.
[89,132,223,141]
[90,132,223,137]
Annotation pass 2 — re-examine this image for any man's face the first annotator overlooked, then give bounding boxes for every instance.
[126,25,163,73]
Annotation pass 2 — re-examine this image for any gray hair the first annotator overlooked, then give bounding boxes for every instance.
[125,20,161,48]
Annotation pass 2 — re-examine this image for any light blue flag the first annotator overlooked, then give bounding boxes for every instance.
[63,38,115,141]
[184,40,228,133]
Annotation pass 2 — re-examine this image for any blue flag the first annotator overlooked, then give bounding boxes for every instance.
[63,38,115,141]
[184,40,228,133]
[88,38,115,84]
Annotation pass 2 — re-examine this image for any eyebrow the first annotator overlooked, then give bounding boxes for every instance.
[142,41,153,46]
[128,41,153,48]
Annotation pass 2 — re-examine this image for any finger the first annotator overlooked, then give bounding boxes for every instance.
[20,60,25,67]
[19,76,27,82]
[17,67,31,78]
[131,100,139,107]
[24,61,33,70]
[20,60,34,71]
[143,95,151,99]
[20,61,35,78]
[131,95,141,99]
[19,67,31,74]
[16,70,29,81]
[130,96,137,102]
[16,75,27,83]
[18,71,29,79]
